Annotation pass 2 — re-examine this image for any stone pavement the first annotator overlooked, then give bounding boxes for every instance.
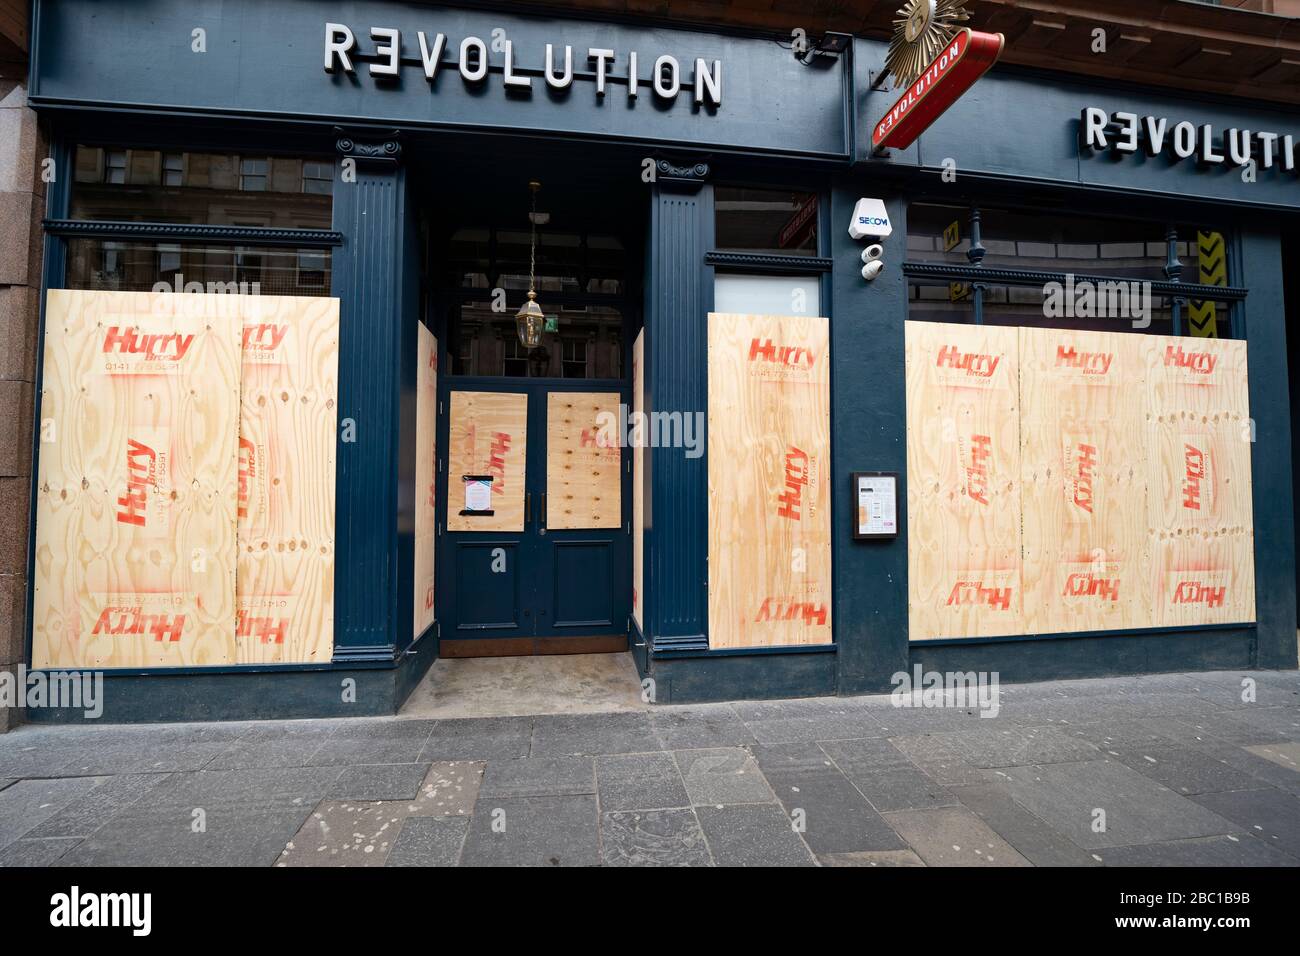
[0,669,1297,867]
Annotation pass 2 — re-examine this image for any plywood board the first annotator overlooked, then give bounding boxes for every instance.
[32,290,242,668]
[446,391,528,532]
[905,321,1022,640]
[707,312,832,649]
[1144,335,1254,625]
[546,392,621,530]
[234,295,338,665]
[413,326,438,639]
[632,330,645,632]
[1019,327,1152,634]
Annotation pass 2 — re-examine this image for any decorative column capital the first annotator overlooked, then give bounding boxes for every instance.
[335,129,403,168]
[653,155,711,193]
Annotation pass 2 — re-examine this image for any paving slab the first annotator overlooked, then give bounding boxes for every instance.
[888,734,989,787]
[303,719,436,766]
[529,712,657,756]
[143,766,344,811]
[732,697,886,744]
[674,748,773,807]
[405,761,483,817]
[460,794,599,867]
[0,776,103,850]
[953,784,1100,867]
[882,806,1033,866]
[694,803,816,866]
[1171,711,1292,747]
[752,743,908,854]
[326,763,433,801]
[1243,742,1300,774]
[1190,788,1300,861]
[421,717,533,761]
[1105,743,1262,796]
[989,760,1241,849]
[1093,834,1298,867]
[25,773,172,839]
[818,849,926,867]
[277,800,412,867]
[595,752,690,811]
[478,756,595,798]
[67,805,313,866]
[650,705,757,750]
[1195,743,1300,796]
[601,809,712,866]
[820,738,958,811]
[205,720,343,770]
[932,725,1102,769]
[386,816,469,867]
[0,837,81,867]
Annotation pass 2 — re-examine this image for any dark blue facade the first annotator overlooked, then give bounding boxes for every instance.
[23,0,1299,719]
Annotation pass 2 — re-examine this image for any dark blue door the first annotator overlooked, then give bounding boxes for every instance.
[438,380,630,651]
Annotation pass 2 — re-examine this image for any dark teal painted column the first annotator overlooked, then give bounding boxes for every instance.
[1241,227,1298,669]
[644,160,712,651]
[832,182,910,694]
[330,136,405,663]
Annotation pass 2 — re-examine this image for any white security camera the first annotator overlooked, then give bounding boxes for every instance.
[861,260,884,281]
[861,243,884,263]
[848,198,893,240]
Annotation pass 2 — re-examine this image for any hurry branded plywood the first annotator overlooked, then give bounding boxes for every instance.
[1019,327,1152,634]
[235,295,339,664]
[905,321,1022,640]
[546,392,621,530]
[33,290,242,668]
[707,312,832,650]
[632,331,645,632]
[446,391,528,532]
[1144,335,1254,625]
[414,326,438,640]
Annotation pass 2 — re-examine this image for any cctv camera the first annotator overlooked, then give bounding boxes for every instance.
[861,243,884,263]
[861,260,884,281]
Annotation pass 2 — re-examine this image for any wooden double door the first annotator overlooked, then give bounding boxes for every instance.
[437,380,630,655]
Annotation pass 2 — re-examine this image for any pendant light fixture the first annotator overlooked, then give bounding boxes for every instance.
[515,180,545,349]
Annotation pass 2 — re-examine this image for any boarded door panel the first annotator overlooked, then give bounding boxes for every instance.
[632,331,645,631]
[1144,336,1254,625]
[1019,327,1152,634]
[707,312,832,649]
[905,321,1022,640]
[235,295,339,664]
[413,326,438,639]
[546,392,622,530]
[446,391,528,532]
[33,290,241,669]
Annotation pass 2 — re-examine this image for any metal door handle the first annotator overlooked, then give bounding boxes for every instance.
[541,493,546,528]
[525,492,531,525]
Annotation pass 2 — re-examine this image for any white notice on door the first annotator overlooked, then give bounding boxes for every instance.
[463,476,493,513]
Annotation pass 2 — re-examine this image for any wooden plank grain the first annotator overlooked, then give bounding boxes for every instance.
[33,290,241,668]
[546,391,622,530]
[235,295,339,664]
[707,312,832,650]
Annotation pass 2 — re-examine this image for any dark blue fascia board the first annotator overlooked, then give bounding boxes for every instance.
[30,0,850,160]
[855,35,1300,212]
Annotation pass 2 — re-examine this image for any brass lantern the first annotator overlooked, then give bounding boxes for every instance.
[515,290,545,349]
[515,180,545,349]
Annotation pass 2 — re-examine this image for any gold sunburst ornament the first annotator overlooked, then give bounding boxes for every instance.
[885,0,973,89]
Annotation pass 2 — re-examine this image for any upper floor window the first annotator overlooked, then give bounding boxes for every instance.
[239,158,269,191]
[71,146,333,230]
[715,186,819,257]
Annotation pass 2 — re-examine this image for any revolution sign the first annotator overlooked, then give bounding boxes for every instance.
[872,29,1004,153]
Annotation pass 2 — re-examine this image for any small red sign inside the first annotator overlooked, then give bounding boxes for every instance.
[872,29,1005,152]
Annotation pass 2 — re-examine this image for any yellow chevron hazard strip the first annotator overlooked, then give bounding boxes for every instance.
[1189,230,1226,338]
